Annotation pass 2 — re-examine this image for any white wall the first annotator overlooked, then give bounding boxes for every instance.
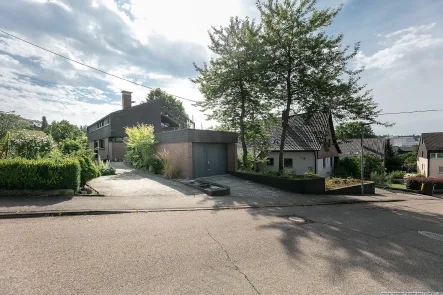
[260,151,316,175]
[429,158,443,178]
[417,157,428,177]
[316,157,334,177]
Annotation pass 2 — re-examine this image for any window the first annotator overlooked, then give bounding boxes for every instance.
[284,158,293,168]
[439,167,443,174]
[99,139,105,149]
[96,119,106,129]
[430,153,443,159]
[330,157,333,167]
[94,141,98,149]
[323,158,326,168]
[266,158,274,166]
[422,151,424,157]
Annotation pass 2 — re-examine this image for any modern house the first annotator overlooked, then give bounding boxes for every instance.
[257,113,340,177]
[417,132,443,177]
[338,138,386,159]
[86,91,237,179]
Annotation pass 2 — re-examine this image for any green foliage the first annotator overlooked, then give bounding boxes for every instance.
[0,111,30,138]
[335,122,376,140]
[157,149,180,179]
[370,171,391,186]
[145,88,190,126]
[41,116,48,131]
[335,154,384,179]
[147,156,164,174]
[45,120,83,143]
[0,131,10,159]
[0,157,80,191]
[96,160,116,176]
[238,152,254,170]
[61,139,83,155]
[7,130,55,159]
[192,17,269,168]
[77,155,100,186]
[397,152,417,172]
[239,169,319,180]
[389,170,406,179]
[124,124,157,168]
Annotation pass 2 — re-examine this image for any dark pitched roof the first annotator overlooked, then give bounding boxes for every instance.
[338,138,386,158]
[268,113,340,152]
[422,132,443,151]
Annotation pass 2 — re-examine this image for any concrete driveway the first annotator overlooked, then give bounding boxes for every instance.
[88,162,204,198]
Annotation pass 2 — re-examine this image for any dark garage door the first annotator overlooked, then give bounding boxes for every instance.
[192,143,227,178]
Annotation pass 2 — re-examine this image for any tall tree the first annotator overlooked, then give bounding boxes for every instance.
[257,0,380,172]
[45,120,83,143]
[41,116,48,131]
[145,88,190,126]
[192,17,269,168]
[335,122,376,140]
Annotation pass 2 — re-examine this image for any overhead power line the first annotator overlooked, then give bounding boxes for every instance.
[0,29,198,103]
[379,109,443,115]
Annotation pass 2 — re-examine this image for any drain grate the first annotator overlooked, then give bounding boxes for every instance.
[418,231,443,242]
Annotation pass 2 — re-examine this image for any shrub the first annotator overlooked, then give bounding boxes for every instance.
[147,156,164,174]
[405,177,443,190]
[78,155,100,186]
[370,171,391,186]
[389,170,406,179]
[157,149,180,179]
[238,152,254,170]
[124,124,157,168]
[0,158,80,191]
[61,139,83,155]
[334,157,359,178]
[96,160,116,176]
[7,130,55,159]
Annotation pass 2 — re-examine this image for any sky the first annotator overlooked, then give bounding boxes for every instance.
[0,0,442,135]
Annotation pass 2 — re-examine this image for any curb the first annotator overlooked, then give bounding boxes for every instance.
[0,199,406,219]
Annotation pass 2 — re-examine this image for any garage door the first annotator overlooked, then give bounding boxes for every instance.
[192,143,227,178]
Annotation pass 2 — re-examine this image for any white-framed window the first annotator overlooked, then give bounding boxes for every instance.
[430,153,443,159]
[439,167,443,174]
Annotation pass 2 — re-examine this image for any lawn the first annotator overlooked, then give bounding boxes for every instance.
[389,183,406,189]
[325,178,368,191]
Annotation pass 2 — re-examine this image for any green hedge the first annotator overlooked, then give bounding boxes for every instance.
[0,158,80,191]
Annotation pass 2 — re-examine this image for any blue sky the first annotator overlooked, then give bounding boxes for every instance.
[0,0,442,135]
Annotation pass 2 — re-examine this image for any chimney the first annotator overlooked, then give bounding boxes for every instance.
[121,91,132,110]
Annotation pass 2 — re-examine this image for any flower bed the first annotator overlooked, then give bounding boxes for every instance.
[229,171,325,194]
[324,178,375,195]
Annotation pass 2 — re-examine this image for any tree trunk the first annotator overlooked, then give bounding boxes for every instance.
[278,68,292,173]
[239,81,248,169]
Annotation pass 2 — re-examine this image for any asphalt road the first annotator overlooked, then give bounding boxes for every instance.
[1,198,443,294]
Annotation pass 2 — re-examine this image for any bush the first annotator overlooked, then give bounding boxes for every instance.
[7,130,55,159]
[78,155,100,186]
[96,160,116,176]
[334,157,359,178]
[389,170,406,179]
[147,156,164,174]
[238,152,254,170]
[61,139,83,155]
[124,124,157,168]
[405,177,443,190]
[0,158,80,191]
[370,171,391,186]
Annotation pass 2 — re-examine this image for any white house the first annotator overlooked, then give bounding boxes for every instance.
[257,113,340,177]
[417,132,443,177]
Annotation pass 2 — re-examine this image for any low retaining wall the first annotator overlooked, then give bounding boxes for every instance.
[0,189,74,197]
[229,171,325,194]
[325,182,375,195]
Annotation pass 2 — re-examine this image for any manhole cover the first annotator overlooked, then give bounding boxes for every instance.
[418,231,443,242]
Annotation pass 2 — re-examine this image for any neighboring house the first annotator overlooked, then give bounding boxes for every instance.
[87,91,237,179]
[393,145,414,154]
[257,113,340,177]
[338,138,386,159]
[417,132,443,177]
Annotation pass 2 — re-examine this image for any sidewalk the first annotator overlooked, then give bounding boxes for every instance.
[0,187,435,217]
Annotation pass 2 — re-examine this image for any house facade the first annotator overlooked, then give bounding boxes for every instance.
[417,132,443,177]
[257,113,340,177]
[86,91,237,179]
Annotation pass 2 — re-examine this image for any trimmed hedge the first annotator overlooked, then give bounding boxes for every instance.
[78,156,100,186]
[406,177,443,190]
[0,158,80,191]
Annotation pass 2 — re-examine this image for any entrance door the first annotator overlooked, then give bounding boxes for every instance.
[192,143,227,178]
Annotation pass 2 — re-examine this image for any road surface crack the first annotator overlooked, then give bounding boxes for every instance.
[205,227,261,295]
